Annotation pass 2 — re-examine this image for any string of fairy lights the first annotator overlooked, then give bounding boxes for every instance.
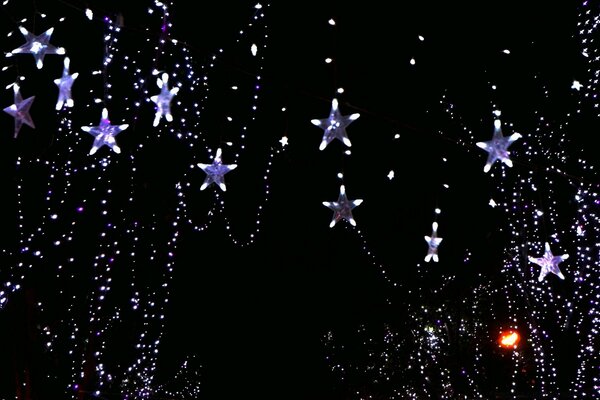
[569,2,600,396]
[319,2,600,399]
[316,8,480,399]
[171,2,291,248]
[0,0,277,398]
[1,0,600,398]
[423,78,578,398]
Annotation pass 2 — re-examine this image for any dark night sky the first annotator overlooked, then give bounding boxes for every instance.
[0,1,585,399]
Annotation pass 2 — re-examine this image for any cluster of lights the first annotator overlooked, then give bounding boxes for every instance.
[0,0,276,397]
[1,1,599,399]
[322,3,596,400]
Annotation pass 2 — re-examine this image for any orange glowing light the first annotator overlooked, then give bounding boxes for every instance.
[498,330,520,348]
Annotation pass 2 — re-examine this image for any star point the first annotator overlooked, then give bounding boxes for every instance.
[322,184,363,228]
[311,98,359,151]
[528,242,568,282]
[81,108,128,155]
[197,148,237,191]
[476,117,521,173]
[3,83,35,138]
[8,26,65,70]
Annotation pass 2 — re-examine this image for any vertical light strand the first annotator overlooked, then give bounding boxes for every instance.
[569,184,600,397]
[173,3,282,248]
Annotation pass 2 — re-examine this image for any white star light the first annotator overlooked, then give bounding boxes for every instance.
[3,83,35,138]
[424,222,443,262]
[197,148,237,191]
[322,184,363,228]
[528,242,569,282]
[311,98,360,150]
[150,72,179,127]
[81,108,129,155]
[8,26,65,69]
[476,114,522,173]
[571,80,583,91]
[54,57,78,110]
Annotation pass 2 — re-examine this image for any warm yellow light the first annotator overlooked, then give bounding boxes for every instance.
[499,331,520,348]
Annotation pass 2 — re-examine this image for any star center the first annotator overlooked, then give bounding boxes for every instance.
[31,41,45,53]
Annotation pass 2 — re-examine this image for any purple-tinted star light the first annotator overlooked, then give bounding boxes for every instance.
[54,57,78,110]
[311,98,360,150]
[8,26,65,69]
[197,148,237,191]
[424,222,443,262]
[3,83,35,138]
[528,242,568,282]
[322,185,363,228]
[81,108,129,155]
[476,114,521,173]
[150,72,179,127]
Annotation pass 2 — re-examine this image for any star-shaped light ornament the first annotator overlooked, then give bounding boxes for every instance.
[3,83,35,138]
[54,57,78,110]
[475,114,522,173]
[198,148,237,191]
[150,72,179,127]
[311,98,360,150]
[528,242,568,282]
[81,108,129,155]
[571,80,583,91]
[7,26,66,69]
[322,184,363,228]
[424,222,443,262]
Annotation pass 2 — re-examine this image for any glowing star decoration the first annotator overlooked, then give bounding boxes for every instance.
[54,57,78,110]
[475,114,522,173]
[322,185,363,228]
[81,108,129,155]
[311,98,360,150]
[7,26,65,69]
[528,242,569,282]
[424,222,443,262]
[571,80,583,91]
[3,83,35,138]
[197,148,237,191]
[150,72,179,127]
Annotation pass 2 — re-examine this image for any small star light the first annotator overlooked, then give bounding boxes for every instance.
[197,148,237,192]
[475,112,522,173]
[528,242,569,282]
[3,83,35,138]
[424,221,443,262]
[322,184,363,228]
[311,98,360,150]
[81,108,129,155]
[7,26,65,69]
[54,57,78,110]
[150,72,179,127]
